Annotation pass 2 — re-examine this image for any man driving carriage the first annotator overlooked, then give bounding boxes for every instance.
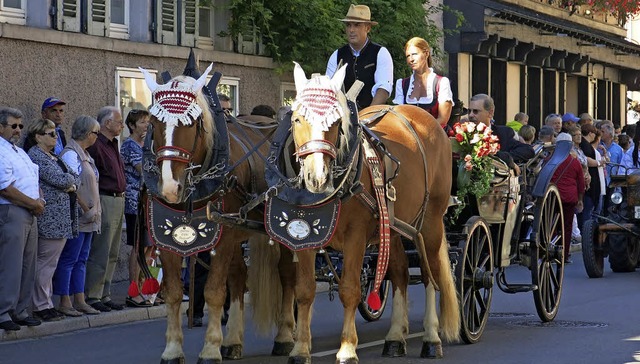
[468,94,535,175]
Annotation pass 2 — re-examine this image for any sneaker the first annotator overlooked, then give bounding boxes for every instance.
[75,303,100,315]
[90,301,111,312]
[34,308,63,322]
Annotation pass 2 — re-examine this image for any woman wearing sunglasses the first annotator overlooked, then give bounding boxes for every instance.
[26,119,80,322]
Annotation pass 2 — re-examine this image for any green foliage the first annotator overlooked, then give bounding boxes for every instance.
[217,0,462,79]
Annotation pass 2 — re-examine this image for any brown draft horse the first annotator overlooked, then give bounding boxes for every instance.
[138,61,296,363]
[250,63,460,363]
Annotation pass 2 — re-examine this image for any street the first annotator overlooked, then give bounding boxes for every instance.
[2,252,640,364]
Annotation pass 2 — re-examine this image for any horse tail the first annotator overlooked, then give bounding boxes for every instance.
[248,235,282,335]
[437,232,461,342]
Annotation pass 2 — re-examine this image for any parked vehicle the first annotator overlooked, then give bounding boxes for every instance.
[582,164,640,278]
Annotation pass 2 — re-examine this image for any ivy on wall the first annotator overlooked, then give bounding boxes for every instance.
[205,0,462,79]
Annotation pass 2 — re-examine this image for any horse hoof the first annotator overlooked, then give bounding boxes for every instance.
[272,341,295,356]
[336,358,358,364]
[420,341,443,359]
[160,357,185,364]
[287,356,311,364]
[221,344,243,360]
[196,359,221,364]
[382,340,407,357]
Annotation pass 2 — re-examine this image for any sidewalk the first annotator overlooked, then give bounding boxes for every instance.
[0,280,187,342]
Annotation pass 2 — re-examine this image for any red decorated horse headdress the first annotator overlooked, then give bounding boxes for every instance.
[292,62,347,132]
[139,64,213,128]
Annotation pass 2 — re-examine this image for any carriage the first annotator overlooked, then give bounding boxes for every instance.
[317,139,571,342]
[140,56,571,363]
[582,164,640,278]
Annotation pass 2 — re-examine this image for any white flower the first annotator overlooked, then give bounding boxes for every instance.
[476,122,486,132]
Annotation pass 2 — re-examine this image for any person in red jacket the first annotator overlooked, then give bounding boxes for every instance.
[551,133,586,263]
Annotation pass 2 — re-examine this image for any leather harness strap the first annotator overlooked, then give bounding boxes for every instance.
[362,138,391,310]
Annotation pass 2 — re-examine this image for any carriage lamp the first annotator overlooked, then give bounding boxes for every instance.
[610,192,623,205]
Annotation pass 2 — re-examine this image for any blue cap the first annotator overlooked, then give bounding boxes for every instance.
[561,112,580,123]
[42,97,66,111]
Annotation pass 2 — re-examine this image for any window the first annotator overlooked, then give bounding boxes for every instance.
[281,83,296,106]
[0,0,26,25]
[116,67,155,139]
[86,0,129,39]
[196,5,214,49]
[216,76,240,117]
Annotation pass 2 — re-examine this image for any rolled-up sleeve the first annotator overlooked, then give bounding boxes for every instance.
[326,50,339,78]
[437,76,454,104]
[392,78,405,105]
[372,47,393,97]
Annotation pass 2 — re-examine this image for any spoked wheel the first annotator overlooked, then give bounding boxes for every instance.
[530,185,564,322]
[581,219,604,278]
[357,276,390,322]
[455,216,493,344]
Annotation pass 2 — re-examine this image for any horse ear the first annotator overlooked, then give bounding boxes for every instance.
[293,62,308,94]
[331,63,348,92]
[139,67,158,92]
[193,63,214,93]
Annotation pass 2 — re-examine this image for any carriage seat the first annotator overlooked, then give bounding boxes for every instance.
[478,156,520,223]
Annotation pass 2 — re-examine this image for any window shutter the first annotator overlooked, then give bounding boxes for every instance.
[180,0,197,46]
[157,0,177,45]
[87,0,110,36]
[57,0,81,32]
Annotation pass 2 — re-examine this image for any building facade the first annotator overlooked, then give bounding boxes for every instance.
[0,0,294,132]
[444,0,640,129]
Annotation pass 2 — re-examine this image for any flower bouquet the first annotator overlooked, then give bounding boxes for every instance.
[450,121,501,219]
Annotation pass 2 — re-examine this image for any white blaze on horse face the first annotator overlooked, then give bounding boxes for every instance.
[160,124,181,203]
[308,126,330,191]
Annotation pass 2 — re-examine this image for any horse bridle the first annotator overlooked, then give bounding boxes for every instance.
[153,117,205,167]
[295,139,338,160]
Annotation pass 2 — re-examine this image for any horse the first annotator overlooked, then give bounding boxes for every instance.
[249,63,460,363]
[138,55,296,364]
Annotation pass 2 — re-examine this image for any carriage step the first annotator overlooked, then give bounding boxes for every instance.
[500,284,538,294]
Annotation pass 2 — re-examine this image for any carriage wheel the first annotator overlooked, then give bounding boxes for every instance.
[357,278,390,322]
[530,185,564,322]
[581,219,604,278]
[455,216,493,344]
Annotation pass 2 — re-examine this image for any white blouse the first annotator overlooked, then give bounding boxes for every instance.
[392,69,454,107]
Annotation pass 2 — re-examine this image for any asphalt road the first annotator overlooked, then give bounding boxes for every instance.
[2,252,640,364]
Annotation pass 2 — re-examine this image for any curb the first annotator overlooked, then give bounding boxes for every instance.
[0,302,188,342]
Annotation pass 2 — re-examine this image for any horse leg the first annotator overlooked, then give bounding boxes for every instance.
[288,250,316,364]
[159,252,186,364]
[335,233,367,364]
[382,236,409,357]
[419,215,460,359]
[198,241,234,364]
[273,247,296,356]
[221,243,247,360]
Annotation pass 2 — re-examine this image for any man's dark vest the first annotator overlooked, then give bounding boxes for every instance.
[337,41,382,109]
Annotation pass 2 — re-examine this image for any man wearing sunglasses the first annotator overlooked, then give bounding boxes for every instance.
[0,107,45,331]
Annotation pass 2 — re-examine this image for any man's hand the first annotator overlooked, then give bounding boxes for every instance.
[31,198,45,216]
[513,164,521,176]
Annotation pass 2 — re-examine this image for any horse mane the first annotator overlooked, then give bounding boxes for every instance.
[172,75,216,151]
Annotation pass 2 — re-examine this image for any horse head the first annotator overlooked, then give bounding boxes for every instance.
[140,64,215,204]
[290,62,352,194]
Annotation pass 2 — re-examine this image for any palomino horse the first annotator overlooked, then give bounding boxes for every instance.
[138,56,296,363]
[250,63,460,363]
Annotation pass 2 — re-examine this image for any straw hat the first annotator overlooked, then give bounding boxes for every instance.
[340,4,378,25]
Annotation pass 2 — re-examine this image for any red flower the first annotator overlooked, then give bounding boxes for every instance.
[455,134,464,143]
